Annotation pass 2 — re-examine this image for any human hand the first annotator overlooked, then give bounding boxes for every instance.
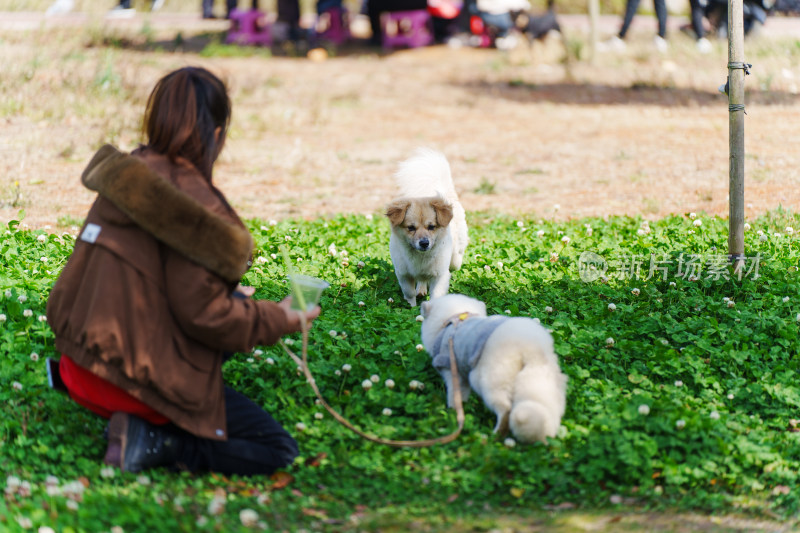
[278,297,321,334]
[235,284,256,298]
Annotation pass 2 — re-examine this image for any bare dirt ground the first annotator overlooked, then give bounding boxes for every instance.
[0,12,799,231]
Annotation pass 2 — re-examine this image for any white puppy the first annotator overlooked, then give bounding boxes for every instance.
[420,294,568,443]
[385,148,468,307]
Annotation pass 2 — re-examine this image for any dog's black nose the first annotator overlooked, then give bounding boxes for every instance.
[418,238,430,250]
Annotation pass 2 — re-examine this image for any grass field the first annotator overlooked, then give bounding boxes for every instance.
[2,211,800,531]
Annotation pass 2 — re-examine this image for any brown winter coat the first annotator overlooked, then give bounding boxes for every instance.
[47,145,289,440]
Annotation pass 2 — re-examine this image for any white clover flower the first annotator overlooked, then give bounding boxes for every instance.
[334,369,341,376]
[342,363,351,372]
[415,344,424,352]
[6,475,21,490]
[385,379,395,389]
[329,330,337,337]
[23,309,33,318]
[17,517,33,529]
[536,230,545,238]
[66,499,79,511]
[586,228,593,236]
[387,297,394,303]
[561,236,570,244]
[382,408,392,416]
[39,526,56,533]
[416,315,424,322]
[45,475,58,487]
[631,288,640,296]
[314,412,324,420]
[246,357,255,363]
[638,404,650,416]
[196,516,209,527]
[4,289,11,298]
[516,221,524,228]
[37,234,47,243]
[12,381,22,391]
[295,422,307,431]
[668,281,676,287]
[361,379,373,390]
[532,317,541,324]
[29,352,39,362]
[605,337,615,347]
[37,315,46,322]
[674,380,683,387]
[208,497,226,515]
[266,357,275,365]
[409,380,423,390]
[504,309,511,315]
[689,212,697,219]
[358,301,365,307]
[284,235,292,242]
[675,419,686,430]
[484,265,491,271]
[269,219,278,226]
[744,223,751,231]
[786,227,795,235]
[693,219,702,227]
[727,300,736,308]
[710,411,720,420]
[136,475,150,486]
[18,294,27,303]
[782,296,790,303]
[608,303,616,312]
[796,313,800,323]
[760,234,768,242]
[553,204,561,212]
[357,261,365,268]
[100,467,115,478]
[727,393,735,400]
[328,243,337,256]
[722,297,730,303]
[240,509,259,527]
[549,252,559,262]
[503,437,516,448]
[256,256,268,264]
[545,306,553,313]
[370,374,380,383]
[270,253,277,259]
[775,232,783,239]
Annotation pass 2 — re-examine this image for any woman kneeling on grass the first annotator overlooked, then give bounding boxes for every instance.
[46,66,320,475]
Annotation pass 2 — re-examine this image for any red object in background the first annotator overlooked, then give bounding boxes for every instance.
[470,14,485,34]
[428,0,461,19]
[59,355,169,425]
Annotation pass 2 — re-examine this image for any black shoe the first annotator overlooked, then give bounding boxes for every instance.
[104,413,181,473]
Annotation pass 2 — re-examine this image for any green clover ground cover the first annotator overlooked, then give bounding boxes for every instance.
[2,210,800,531]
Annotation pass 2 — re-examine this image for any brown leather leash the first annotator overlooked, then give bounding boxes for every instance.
[279,315,465,447]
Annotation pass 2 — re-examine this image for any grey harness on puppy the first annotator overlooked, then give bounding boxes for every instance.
[431,314,510,381]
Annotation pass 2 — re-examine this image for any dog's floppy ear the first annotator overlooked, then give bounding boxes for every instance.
[431,198,453,227]
[385,200,410,227]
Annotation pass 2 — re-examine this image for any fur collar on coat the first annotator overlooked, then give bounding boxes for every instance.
[81,144,253,282]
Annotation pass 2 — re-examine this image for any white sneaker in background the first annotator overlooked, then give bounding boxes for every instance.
[107,6,136,18]
[654,35,668,53]
[45,0,74,16]
[696,37,712,54]
[598,36,626,52]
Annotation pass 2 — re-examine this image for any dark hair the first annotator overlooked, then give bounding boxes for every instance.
[143,67,231,180]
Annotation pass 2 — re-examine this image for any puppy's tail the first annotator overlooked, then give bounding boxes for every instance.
[508,364,566,443]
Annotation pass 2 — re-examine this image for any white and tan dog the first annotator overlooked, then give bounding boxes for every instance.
[421,294,567,443]
[385,148,468,307]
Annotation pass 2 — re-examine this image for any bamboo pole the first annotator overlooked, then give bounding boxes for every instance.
[728,0,746,269]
